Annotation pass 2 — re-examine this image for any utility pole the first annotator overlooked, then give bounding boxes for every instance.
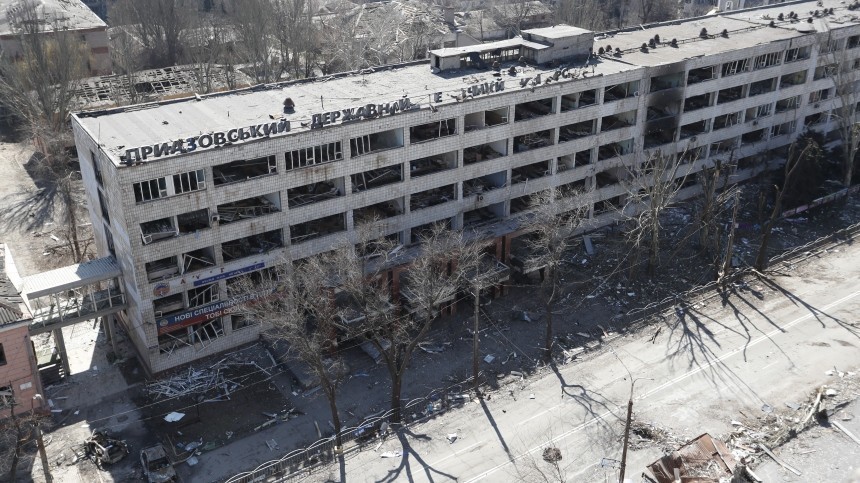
[610,350,652,483]
[472,283,481,398]
[32,394,52,483]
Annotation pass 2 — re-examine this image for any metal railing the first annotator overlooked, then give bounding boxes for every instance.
[224,375,478,483]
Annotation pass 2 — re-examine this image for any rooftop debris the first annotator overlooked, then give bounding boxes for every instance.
[647,433,738,483]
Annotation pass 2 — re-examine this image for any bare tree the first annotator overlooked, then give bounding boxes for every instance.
[228,0,278,83]
[230,256,348,448]
[0,3,88,141]
[272,0,318,79]
[637,0,677,24]
[755,140,821,271]
[554,0,621,30]
[336,224,474,424]
[187,16,236,93]
[620,151,690,276]
[489,0,535,38]
[111,0,193,68]
[110,26,144,106]
[693,158,740,268]
[524,188,591,362]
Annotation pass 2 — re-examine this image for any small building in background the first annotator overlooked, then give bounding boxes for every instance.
[0,244,45,420]
[0,0,111,76]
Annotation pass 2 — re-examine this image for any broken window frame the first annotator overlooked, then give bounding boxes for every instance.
[409,118,457,143]
[1,385,14,408]
[349,128,404,157]
[173,169,206,194]
[784,46,810,63]
[188,283,219,308]
[776,95,802,113]
[181,247,216,275]
[721,58,750,77]
[286,141,343,170]
[753,52,782,70]
[134,177,168,203]
[770,120,796,137]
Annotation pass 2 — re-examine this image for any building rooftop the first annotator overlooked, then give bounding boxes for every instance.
[0,0,106,36]
[525,24,591,39]
[0,244,27,326]
[21,256,121,299]
[74,0,856,167]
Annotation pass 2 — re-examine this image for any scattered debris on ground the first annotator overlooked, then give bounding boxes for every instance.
[145,352,272,401]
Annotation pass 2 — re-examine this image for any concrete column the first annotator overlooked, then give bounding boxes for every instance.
[103,315,119,356]
[52,328,71,378]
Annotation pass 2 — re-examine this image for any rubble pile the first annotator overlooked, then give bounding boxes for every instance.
[145,354,273,401]
[627,420,687,452]
[726,369,858,466]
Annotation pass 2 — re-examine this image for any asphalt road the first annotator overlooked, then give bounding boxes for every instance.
[327,241,860,483]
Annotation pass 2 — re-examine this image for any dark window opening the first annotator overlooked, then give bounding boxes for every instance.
[410,118,456,143]
[717,85,744,104]
[288,180,342,208]
[176,209,210,234]
[146,256,179,282]
[559,120,595,142]
[560,89,597,111]
[604,81,639,102]
[354,198,404,224]
[680,120,709,139]
[748,78,776,97]
[687,65,716,84]
[350,128,404,156]
[410,184,456,211]
[213,156,276,185]
[684,93,712,112]
[217,193,281,224]
[601,110,637,132]
[514,129,554,152]
[463,171,506,197]
[514,97,554,121]
[290,214,346,244]
[464,140,507,165]
[222,230,284,262]
[650,72,684,92]
[511,160,550,183]
[181,247,216,274]
[351,165,403,192]
[410,151,457,178]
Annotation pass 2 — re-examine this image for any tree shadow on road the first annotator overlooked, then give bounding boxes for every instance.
[375,429,458,483]
[548,362,621,453]
[479,396,512,461]
[756,275,856,337]
[662,301,770,406]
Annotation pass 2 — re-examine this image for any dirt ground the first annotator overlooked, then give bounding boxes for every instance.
[0,139,93,277]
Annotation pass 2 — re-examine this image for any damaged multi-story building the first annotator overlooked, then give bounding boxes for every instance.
[67,0,860,374]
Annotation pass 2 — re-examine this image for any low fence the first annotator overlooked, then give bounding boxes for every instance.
[224,376,477,483]
[623,219,860,328]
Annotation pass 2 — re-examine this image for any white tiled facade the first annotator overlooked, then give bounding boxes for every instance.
[71,0,860,374]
